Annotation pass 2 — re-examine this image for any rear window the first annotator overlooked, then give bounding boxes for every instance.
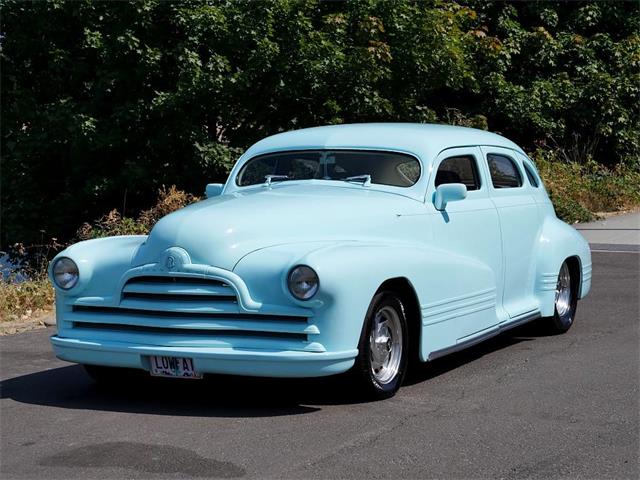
[236,150,421,187]
[487,154,522,188]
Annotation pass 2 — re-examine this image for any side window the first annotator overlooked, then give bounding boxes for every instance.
[435,155,481,191]
[487,154,522,188]
[523,161,540,188]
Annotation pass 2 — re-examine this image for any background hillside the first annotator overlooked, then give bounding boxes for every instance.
[2,0,639,250]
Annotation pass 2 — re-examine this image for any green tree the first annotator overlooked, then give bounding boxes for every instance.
[2,0,638,248]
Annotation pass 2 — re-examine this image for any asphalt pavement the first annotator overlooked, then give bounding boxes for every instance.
[1,251,638,479]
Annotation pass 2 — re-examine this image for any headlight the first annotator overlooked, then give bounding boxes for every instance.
[287,265,319,300]
[52,257,79,290]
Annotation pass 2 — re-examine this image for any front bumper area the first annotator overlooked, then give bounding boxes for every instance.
[51,335,358,378]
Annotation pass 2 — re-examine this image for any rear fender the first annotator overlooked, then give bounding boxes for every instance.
[535,217,592,317]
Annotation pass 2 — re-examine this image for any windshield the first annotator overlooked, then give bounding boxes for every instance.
[236,150,421,188]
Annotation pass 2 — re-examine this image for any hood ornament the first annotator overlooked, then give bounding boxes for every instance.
[159,247,191,271]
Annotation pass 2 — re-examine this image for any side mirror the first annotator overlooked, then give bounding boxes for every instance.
[205,183,224,198]
[434,183,467,211]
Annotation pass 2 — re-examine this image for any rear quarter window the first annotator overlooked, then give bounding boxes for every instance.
[487,154,522,188]
[523,161,540,188]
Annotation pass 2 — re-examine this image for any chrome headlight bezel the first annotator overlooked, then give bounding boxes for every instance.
[52,257,79,290]
[287,265,319,301]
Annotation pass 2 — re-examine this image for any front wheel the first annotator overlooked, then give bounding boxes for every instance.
[545,260,578,334]
[352,291,409,400]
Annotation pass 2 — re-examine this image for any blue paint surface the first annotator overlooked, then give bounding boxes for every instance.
[49,124,591,377]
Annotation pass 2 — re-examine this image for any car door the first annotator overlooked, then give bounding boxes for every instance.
[479,146,540,319]
[425,147,503,345]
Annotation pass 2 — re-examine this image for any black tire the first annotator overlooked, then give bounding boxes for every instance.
[544,260,578,334]
[351,291,409,400]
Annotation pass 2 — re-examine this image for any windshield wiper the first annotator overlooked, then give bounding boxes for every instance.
[343,174,371,187]
[264,175,289,187]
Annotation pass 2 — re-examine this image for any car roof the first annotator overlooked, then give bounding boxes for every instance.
[242,123,525,164]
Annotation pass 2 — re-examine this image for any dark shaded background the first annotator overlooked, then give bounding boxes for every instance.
[2,0,638,248]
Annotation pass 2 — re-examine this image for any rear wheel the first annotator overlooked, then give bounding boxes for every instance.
[352,291,409,400]
[545,260,578,334]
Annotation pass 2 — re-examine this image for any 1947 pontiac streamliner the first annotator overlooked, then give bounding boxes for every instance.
[49,124,591,399]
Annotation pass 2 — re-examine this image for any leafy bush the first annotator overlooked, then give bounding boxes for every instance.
[77,185,199,239]
[1,186,197,322]
[0,241,57,322]
[0,273,54,323]
[535,148,640,224]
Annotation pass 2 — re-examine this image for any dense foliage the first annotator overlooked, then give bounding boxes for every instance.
[2,0,639,247]
[0,186,195,322]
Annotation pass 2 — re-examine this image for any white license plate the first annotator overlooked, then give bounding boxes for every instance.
[149,356,202,379]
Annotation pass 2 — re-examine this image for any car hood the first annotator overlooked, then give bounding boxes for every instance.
[132,183,424,270]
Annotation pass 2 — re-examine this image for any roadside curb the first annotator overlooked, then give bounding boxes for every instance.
[590,243,640,253]
[574,211,640,246]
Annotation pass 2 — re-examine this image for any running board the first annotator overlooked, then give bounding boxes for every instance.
[427,311,541,361]
[500,310,541,333]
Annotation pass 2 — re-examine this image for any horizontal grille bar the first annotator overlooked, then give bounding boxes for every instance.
[127,276,228,286]
[122,292,237,303]
[123,279,235,297]
[117,298,241,315]
[72,305,309,323]
[72,322,308,341]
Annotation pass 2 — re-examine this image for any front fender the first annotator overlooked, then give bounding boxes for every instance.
[235,241,496,357]
[49,235,147,299]
[305,243,497,358]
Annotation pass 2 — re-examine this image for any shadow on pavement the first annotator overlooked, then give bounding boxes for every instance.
[405,320,547,386]
[1,321,549,417]
[0,365,334,417]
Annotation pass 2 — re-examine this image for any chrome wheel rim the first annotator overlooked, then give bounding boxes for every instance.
[369,305,403,385]
[555,262,572,318]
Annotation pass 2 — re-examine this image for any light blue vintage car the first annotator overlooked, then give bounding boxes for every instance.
[49,124,591,398]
